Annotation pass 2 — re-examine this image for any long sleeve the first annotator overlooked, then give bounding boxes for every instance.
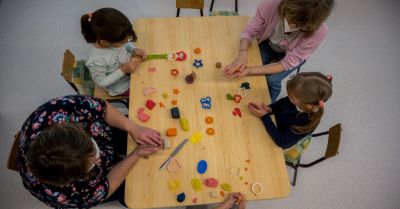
[269,97,286,114]
[260,114,308,149]
[241,0,281,42]
[279,24,328,70]
[87,62,126,89]
[124,42,136,55]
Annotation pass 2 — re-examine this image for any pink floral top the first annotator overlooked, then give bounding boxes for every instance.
[17,95,113,208]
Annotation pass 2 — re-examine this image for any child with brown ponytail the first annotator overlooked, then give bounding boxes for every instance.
[81,8,147,96]
[248,72,332,148]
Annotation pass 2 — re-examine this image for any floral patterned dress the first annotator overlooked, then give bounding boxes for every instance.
[17,95,114,208]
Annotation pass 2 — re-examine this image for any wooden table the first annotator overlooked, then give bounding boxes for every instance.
[126,16,290,209]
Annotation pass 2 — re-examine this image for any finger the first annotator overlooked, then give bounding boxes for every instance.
[247,104,258,113]
[231,72,241,78]
[144,136,158,146]
[248,107,262,115]
[262,104,270,112]
[148,128,161,136]
[149,133,162,145]
[143,147,157,154]
[223,73,237,79]
[223,64,234,73]
[238,69,247,78]
[248,102,260,110]
[238,64,246,72]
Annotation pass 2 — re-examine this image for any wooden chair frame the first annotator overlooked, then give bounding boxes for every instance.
[286,123,342,186]
[209,0,238,13]
[176,0,204,17]
[62,49,129,108]
[7,132,20,172]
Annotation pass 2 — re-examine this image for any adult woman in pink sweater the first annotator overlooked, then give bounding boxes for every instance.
[224,0,335,102]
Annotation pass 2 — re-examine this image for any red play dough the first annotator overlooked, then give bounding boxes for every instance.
[203,178,219,188]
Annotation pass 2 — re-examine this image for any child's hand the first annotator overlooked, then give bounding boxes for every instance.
[234,192,246,209]
[133,48,147,61]
[215,193,237,209]
[248,102,271,117]
[121,58,142,74]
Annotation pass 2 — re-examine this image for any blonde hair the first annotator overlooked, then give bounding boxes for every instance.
[286,72,332,134]
[278,0,335,36]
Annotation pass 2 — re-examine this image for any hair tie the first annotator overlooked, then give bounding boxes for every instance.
[319,100,324,108]
[87,12,92,22]
[326,74,333,81]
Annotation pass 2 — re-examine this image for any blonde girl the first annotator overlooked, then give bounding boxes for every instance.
[248,72,332,148]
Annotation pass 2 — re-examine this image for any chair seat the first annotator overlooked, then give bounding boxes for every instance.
[284,134,312,165]
[94,86,128,101]
[72,60,94,96]
[209,11,239,16]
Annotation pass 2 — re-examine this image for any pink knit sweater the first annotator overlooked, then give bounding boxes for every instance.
[241,0,328,70]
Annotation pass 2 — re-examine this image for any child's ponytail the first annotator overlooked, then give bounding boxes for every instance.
[287,72,333,134]
[80,8,137,44]
[80,13,97,43]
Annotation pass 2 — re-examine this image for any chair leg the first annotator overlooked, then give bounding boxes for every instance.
[292,166,298,186]
[298,157,326,168]
[209,0,214,12]
[296,60,306,74]
[286,162,298,186]
[176,8,180,17]
[312,131,329,137]
[200,9,203,16]
[235,0,238,13]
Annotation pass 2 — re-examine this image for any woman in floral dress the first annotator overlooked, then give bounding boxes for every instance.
[17,95,162,208]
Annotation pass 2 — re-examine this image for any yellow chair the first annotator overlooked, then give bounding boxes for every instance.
[176,0,204,17]
[7,132,20,172]
[285,123,342,186]
[62,49,129,108]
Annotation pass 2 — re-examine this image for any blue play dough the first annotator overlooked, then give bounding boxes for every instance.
[177,192,185,202]
[197,160,208,174]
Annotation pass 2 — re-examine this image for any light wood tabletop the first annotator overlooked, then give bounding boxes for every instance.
[126,16,290,209]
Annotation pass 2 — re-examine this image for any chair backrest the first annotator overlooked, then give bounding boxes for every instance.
[7,132,20,172]
[62,49,76,83]
[324,123,342,159]
[62,49,80,93]
[176,0,204,9]
[61,49,95,95]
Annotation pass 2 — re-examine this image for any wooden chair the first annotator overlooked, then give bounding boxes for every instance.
[62,49,129,108]
[94,86,129,107]
[176,0,204,17]
[209,0,238,16]
[7,132,20,172]
[285,123,342,186]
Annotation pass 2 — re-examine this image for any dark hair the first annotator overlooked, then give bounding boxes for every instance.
[278,0,335,36]
[287,72,333,134]
[81,8,137,43]
[27,123,95,185]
